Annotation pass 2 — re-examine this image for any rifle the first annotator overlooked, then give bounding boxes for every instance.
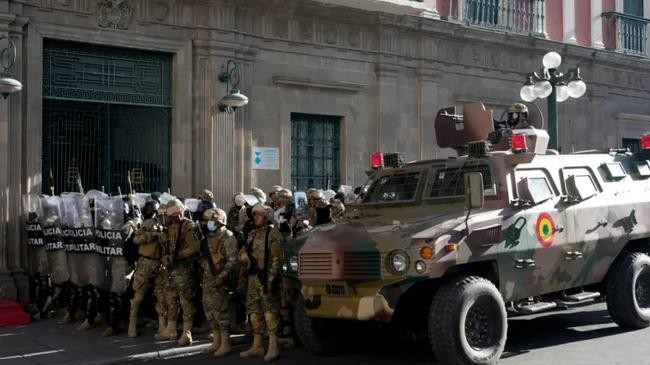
[166,220,185,278]
[48,167,55,196]
[77,176,84,195]
[127,170,135,195]
[200,236,217,277]
[246,225,272,294]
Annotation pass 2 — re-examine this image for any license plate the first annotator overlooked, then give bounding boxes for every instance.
[325,281,351,296]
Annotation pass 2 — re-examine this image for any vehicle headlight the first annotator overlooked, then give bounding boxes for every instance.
[289,255,299,272]
[389,250,409,274]
[415,260,426,274]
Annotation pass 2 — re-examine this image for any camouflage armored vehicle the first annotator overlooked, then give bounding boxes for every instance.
[285,103,650,365]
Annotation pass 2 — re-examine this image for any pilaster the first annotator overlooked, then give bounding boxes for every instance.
[563,0,577,44]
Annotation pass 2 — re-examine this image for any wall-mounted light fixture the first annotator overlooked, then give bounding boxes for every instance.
[217,60,248,113]
[0,35,21,99]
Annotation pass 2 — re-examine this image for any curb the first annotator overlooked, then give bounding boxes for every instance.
[85,336,250,365]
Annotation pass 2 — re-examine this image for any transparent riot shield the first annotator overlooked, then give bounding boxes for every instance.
[23,194,48,275]
[40,195,70,285]
[94,196,129,294]
[62,193,104,288]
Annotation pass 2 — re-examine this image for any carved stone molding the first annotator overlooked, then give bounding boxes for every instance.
[97,0,134,30]
[153,1,170,21]
[272,76,366,93]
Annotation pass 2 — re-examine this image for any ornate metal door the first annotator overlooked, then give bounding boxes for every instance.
[42,40,172,194]
[291,113,341,191]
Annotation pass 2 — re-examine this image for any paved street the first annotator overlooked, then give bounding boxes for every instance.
[153,301,648,365]
[1,300,648,365]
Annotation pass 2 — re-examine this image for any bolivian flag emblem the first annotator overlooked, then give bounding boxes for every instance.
[536,213,555,247]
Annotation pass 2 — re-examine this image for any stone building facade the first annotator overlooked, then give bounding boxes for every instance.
[1,0,649,300]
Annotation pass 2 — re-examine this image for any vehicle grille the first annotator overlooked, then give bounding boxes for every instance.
[299,253,333,277]
[343,252,381,280]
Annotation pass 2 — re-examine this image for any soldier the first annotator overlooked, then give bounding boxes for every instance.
[127,200,165,338]
[330,199,346,222]
[40,195,70,316]
[273,189,294,240]
[227,192,246,231]
[267,185,283,209]
[249,187,267,206]
[200,208,238,357]
[158,198,202,346]
[239,204,285,361]
[23,194,49,318]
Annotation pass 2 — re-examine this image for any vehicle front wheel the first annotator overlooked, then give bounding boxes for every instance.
[606,252,650,329]
[293,294,351,355]
[428,276,507,365]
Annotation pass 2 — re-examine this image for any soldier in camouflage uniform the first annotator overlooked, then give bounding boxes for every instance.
[239,204,285,361]
[158,198,202,346]
[200,208,238,357]
[127,200,164,338]
[227,192,245,231]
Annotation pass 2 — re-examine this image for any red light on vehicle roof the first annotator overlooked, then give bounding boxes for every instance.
[510,134,528,153]
[641,134,650,150]
[371,152,384,169]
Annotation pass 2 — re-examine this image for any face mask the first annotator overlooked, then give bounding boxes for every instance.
[207,221,217,231]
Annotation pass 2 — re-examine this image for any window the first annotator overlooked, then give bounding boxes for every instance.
[520,177,554,205]
[363,172,422,203]
[602,162,627,180]
[428,162,495,198]
[566,174,598,201]
[635,161,650,177]
[624,0,644,16]
[291,113,341,191]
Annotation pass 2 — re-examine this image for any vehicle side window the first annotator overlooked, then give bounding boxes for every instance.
[427,161,495,198]
[362,171,422,203]
[566,174,598,201]
[513,168,557,206]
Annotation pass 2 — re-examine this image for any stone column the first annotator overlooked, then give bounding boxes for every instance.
[375,64,400,153]
[591,0,605,48]
[563,0,577,44]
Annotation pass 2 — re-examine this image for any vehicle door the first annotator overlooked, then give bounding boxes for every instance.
[503,167,567,299]
[560,166,606,288]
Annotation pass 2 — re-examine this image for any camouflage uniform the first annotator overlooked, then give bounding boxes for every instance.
[159,200,201,346]
[240,203,285,361]
[128,217,165,338]
[200,208,238,357]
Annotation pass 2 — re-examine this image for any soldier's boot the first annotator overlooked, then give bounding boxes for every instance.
[203,331,221,353]
[153,315,168,340]
[240,313,265,359]
[240,334,265,358]
[263,312,280,362]
[101,293,121,337]
[60,285,79,324]
[177,321,193,346]
[158,320,177,341]
[213,331,231,357]
[128,292,144,338]
[264,334,280,362]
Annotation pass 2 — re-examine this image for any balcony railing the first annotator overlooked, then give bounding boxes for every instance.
[603,12,649,56]
[462,0,545,36]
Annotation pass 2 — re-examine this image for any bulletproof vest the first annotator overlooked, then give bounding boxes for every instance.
[166,219,201,260]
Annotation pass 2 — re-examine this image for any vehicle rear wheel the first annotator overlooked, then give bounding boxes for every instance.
[606,252,650,329]
[428,276,507,365]
[293,294,349,355]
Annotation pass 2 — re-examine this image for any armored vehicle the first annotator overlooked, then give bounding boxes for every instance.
[287,103,650,365]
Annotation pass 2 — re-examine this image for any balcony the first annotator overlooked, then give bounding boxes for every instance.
[311,0,437,18]
[603,12,649,57]
[461,0,545,36]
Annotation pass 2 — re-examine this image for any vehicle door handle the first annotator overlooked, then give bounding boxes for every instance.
[597,219,608,228]
[554,225,564,233]
[565,251,584,260]
[525,259,536,268]
[514,259,525,268]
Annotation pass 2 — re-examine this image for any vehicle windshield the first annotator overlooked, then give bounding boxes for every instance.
[362,171,422,203]
[428,161,495,198]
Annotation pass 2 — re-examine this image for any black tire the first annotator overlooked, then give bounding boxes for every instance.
[293,294,349,355]
[606,252,650,329]
[428,276,507,365]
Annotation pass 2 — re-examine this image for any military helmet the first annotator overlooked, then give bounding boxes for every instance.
[166,198,186,217]
[277,189,293,201]
[142,200,160,220]
[507,102,528,114]
[249,187,267,204]
[157,202,167,216]
[198,189,214,202]
[252,203,273,221]
[269,185,283,194]
[203,208,228,225]
[234,193,247,207]
[310,190,324,200]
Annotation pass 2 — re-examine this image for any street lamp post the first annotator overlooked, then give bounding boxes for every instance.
[0,35,22,98]
[519,51,587,151]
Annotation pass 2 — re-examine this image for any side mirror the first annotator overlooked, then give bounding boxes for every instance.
[464,172,484,210]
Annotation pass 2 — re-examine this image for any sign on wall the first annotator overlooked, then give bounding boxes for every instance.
[252,146,280,170]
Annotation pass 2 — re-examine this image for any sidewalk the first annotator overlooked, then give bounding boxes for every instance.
[0,319,246,364]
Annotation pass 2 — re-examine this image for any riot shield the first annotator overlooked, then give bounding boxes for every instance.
[293,191,309,220]
[62,193,103,288]
[159,192,177,205]
[184,198,201,221]
[94,196,129,294]
[40,195,70,285]
[23,194,47,275]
